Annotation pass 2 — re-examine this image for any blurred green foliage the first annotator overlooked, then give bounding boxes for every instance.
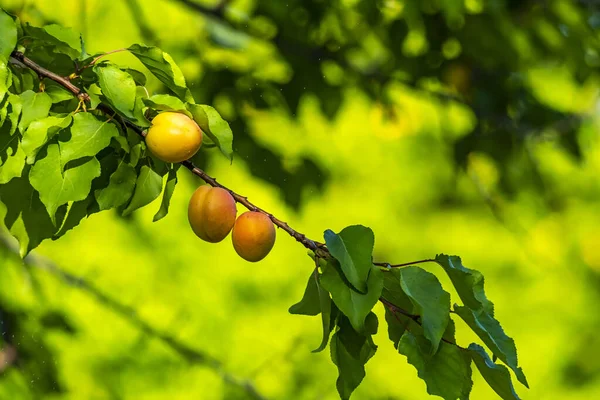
[2,0,600,398]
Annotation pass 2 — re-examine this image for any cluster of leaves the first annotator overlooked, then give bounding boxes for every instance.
[0,9,530,400]
[290,226,528,399]
[0,9,233,257]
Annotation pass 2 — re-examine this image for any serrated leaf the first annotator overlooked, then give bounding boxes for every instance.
[29,144,101,224]
[124,68,147,86]
[330,317,377,400]
[187,103,234,161]
[46,84,74,103]
[320,260,383,332]
[143,94,189,114]
[0,62,10,104]
[94,64,136,118]
[400,266,450,354]
[0,130,25,184]
[435,254,494,315]
[128,44,192,102]
[382,269,415,348]
[42,24,81,56]
[323,225,374,293]
[398,330,473,400]
[289,268,336,352]
[54,195,96,239]
[18,90,52,131]
[0,10,17,63]
[454,305,528,388]
[23,23,80,58]
[58,113,119,167]
[21,115,72,163]
[469,344,520,400]
[122,165,163,216]
[95,161,137,211]
[153,165,179,221]
[0,173,66,256]
[290,270,322,316]
[4,93,22,135]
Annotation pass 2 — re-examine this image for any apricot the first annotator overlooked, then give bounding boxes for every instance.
[188,186,237,243]
[146,112,203,163]
[232,211,276,262]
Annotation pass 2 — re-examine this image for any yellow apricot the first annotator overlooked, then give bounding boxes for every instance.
[146,112,202,163]
[232,211,276,262]
[188,186,237,243]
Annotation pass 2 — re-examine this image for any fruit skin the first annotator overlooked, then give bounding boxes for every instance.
[146,112,203,163]
[188,186,237,243]
[232,211,276,262]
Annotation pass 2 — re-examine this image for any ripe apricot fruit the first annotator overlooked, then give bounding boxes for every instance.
[188,186,237,243]
[146,112,203,163]
[232,211,276,262]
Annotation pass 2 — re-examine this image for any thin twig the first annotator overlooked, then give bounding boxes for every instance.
[374,259,437,269]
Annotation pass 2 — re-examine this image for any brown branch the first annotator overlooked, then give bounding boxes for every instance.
[380,298,466,350]
[9,50,328,258]
[10,51,90,103]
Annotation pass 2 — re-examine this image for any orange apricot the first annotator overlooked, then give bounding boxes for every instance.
[188,186,237,243]
[232,211,276,262]
[146,112,202,163]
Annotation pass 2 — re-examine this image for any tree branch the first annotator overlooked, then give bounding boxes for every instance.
[0,234,267,400]
[8,50,424,269]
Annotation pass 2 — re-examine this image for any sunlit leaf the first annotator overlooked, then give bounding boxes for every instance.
[29,143,100,224]
[323,225,375,293]
[58,113,119,167]
[94,64,136,118]
[187,104,234,161]
[122,165,163,216]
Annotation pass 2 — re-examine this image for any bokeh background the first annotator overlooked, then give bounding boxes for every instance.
[1,0,600,399]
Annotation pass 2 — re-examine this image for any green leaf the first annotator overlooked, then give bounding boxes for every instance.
[187,104,234,161]
[435,254,494,315]
[0,61,10,104]
[469,344,520,400]
[21,115,72,163]
[4,93,22,135]
[330,317,377,400]
[23,23,80,58]
[400,266,450,354]
[123,68,147,86]
[454,305,528,388]
[0,10,17,63]
[323,225,375,293]
[29,144,101,224]
[42,24,81,56]
[94,64,136,118]
[128,44,192,102]
[54,195,96,239]
[46,84,74,103]
[0,131,24,184]
[18,90,53,131]
[314,298,336,353]
[382,269,416,348]
[58,113,119,167]
[398,330,473,400]
[143,94,189,114]
[94,161,137,211]
[153,164,179,222]
[435,255,528,387]
[289,270,322,316]
[122,165,163,216]
[0,173,66,256]
[320,260,383,332]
